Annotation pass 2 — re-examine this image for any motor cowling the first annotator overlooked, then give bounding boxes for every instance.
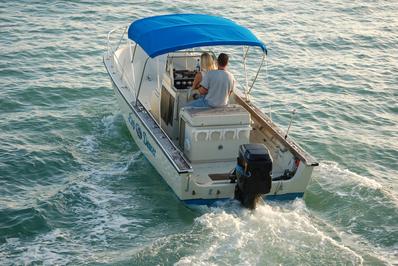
[234,144,272,209]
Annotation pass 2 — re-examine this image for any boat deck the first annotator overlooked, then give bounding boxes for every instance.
[191,160,236,184]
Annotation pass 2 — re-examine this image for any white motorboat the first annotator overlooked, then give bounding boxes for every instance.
[103,14,318,208]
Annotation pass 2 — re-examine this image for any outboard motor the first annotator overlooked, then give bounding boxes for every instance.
[234,144,272,209]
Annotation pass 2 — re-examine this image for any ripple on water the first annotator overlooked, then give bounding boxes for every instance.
[306,161,398,261]
[0,207,50,243]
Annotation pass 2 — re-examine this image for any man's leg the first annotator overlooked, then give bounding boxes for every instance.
[186,96,209,108]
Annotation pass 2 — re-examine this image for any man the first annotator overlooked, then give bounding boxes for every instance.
[188,53,235,108]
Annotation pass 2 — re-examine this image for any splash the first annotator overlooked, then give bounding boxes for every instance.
[77,135,98,153]
[176,200,364,265]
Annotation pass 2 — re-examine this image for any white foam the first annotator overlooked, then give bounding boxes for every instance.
[100,151,142,177]
[2,229,80,266]
[100,113,122,137]
[77,135,98,153]
[317,161,382,189]
[176,200,365,265]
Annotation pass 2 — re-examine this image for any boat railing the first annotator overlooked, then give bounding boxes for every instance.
[107,26,136,94]
[107,26,127,56]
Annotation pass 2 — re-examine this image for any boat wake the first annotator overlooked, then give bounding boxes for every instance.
[127,161,396,265]
[174,200,364,265]
[315,161,396,202]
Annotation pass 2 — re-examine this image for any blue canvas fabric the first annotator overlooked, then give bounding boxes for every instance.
[128,14,267,58]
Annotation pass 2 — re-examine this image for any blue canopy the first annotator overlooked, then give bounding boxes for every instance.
[128,14,267,58]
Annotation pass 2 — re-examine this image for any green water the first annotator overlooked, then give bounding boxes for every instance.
[0,0,397,265]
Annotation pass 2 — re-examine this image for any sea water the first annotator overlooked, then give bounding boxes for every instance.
[0,0,397,265]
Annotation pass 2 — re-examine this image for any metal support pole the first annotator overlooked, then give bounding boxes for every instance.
[247,52,266,95]
[285,109,296,139]
[135,57,150,106]
[131,43,137,63]
[242,46,250,96]
[115,26,127,51]
[131,43,138,86]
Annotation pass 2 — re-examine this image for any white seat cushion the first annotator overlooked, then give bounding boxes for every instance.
[181,104,250,127]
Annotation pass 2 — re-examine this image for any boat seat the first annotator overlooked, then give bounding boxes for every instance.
[180,104,251,127]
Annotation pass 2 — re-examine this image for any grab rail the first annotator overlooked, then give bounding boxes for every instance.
[107,26,127,56]
[107,26,136,95]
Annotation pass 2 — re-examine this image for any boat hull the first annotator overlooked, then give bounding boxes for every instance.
[110,79,186,200]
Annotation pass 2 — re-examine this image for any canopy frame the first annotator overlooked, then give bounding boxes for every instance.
[128,14,267,58]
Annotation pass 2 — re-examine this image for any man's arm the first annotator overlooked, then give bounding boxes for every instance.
[199,71,210,95]
[229,76,236,95]
[199,86,208,95]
